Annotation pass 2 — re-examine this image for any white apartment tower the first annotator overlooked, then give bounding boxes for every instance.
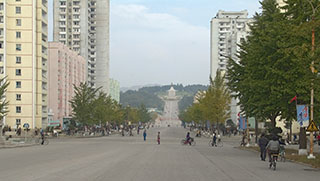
[53,0,109,93]
[210,10,252,123]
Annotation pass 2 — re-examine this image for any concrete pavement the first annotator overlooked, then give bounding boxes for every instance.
[0,127,319,181]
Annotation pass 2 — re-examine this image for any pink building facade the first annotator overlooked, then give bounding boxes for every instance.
[48,42,86,126]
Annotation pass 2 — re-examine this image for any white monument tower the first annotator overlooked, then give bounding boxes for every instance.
[159,86,182,127]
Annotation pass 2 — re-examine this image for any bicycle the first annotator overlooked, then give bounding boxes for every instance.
[35,137,49,145]
[209,139,223,147]
[269,153,278,171]
[181,138,196,146]
[279,145,285,162]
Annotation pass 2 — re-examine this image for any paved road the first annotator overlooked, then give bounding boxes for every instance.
[0,127,319,181]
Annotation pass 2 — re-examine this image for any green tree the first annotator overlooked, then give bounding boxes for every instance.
[200,71,231,127]
[70,83,100,126]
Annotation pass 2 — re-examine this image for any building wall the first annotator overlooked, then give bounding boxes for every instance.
[0,0,47,129]
[109,78,120,103]
[53,0,109,94]
[210,10,252,124]
[48,42,86,125]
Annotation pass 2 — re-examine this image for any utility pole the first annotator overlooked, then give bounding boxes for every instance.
[307,0,319,159]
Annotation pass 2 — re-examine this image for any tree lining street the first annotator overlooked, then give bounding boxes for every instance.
[0,127,319,181]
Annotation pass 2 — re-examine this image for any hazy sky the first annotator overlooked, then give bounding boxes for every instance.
[48,0,261,87]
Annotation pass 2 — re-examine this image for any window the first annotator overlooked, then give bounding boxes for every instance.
[16,81,21,88]
[16,7,21,14]
[16,44,21,51]
[0,3,3,11]
[0,54,3,62]
[0,42,3,49]
[16,19,21,26]
[16,32,21,38]
[16,94,21,101]
[16,106,21,113]
[0,16,3,23]
[0,28,3,36]
[16,57,21,64]
[16,119,21,125]
[0,66,3,74]
[16,69,21,76]
[16,0,21,2]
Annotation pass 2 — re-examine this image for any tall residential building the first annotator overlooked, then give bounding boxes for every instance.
[48,42,86,126]
[210,10,252,123]
[109,78,120,103]
[53,0,110,94]
[0,0,48,128]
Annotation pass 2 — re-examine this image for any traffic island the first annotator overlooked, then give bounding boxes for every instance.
[238,146,320,168]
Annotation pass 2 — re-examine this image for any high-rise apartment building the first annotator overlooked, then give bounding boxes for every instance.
[48,42,86,126]
[109,78,120,103]
[210,10,252,123]
[53,0,109,93]
[0,0,48,128]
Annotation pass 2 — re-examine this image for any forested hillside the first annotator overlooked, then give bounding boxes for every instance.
[120,84,208,112]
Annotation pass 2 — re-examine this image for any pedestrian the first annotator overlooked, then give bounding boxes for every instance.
[258,133,268,161]
[143,129,147,141]
[157,132,160,145]
[317,133,320,146]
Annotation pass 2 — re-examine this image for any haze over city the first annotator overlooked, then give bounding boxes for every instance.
[48,0,261,87]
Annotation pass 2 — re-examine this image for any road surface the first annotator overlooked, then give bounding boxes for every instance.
[0,127,319,181]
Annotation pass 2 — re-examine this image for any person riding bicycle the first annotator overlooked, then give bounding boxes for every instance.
[186,132,191,145]
[212,133,217,146]
[266,135,280,162]
[40,129,45,145]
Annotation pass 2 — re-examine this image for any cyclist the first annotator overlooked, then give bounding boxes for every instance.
[212,132,217,146]
[266,135,280,162]
[40,129,45,145]
[186,132,191,145]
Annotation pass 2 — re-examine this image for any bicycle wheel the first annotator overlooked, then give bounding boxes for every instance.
[35,138,40,144]
[217,141,223,147]
[181,139,186,145]
[191,141,196,146]
[44,139,49,145]
[208,140,213,147]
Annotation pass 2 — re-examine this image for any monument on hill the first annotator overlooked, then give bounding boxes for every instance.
[156,86,182,127]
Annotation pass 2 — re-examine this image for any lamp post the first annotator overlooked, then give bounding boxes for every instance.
[307,0,319,159]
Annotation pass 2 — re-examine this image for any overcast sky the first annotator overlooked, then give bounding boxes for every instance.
[48,0,261,87]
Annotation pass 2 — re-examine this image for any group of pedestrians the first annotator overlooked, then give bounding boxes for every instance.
[258,133,284,162]
[142,130,161,145]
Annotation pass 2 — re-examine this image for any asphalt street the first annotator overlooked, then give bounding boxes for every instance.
[0,127,319,181]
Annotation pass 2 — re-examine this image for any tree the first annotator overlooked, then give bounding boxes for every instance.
[227,0,308,128]
[200,70,231,127]
[70,83,100,127]
[0,77,9,137]
[92,92,115,125]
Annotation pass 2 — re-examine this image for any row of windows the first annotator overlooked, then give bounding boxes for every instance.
[0,56,22,63]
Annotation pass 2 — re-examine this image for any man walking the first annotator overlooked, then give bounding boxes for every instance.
[258,133,268,161]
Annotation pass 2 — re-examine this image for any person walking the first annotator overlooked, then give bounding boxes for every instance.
[157,132,160,145]
[143,130,147,141]
[317,133,320,146]
[258,133,268,161]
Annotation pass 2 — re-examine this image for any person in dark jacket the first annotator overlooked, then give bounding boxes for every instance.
[258,133,268,161]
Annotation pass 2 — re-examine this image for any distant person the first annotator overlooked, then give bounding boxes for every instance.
[212,133,217,147]
[143,130,147,141]
[186,132,191,145]
[40,129,45,145]
[157,132,160,145]
[317,134,320,146]
[258,133,268,161]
